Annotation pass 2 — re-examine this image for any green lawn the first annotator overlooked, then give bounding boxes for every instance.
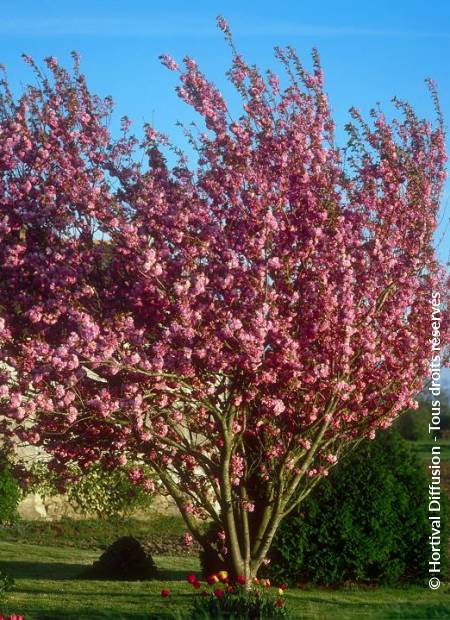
[410,439,450,464]
[0,515,188,550]
[1,541,450,619]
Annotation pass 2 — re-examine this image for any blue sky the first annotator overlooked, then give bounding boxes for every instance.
[1,0,449,265]
[1,1,449,385]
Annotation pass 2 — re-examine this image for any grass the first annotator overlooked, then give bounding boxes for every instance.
[411,439,450,464]
[1,541,450,619]
[0,514,187,550]
[0,541,195,619]
[1,437,449,618]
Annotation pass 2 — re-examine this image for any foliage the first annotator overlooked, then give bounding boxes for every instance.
[190,589,288,619]
[431,393,450,434]
[28,462,154,519]
[0,16,448,578]
[0,458,20,526]
[264,430,448,585]
[395,397,450,440]
[394,402,432,441]
[441,394,450,432]
[82,536,158,581]
[66,464,154,519]
[185,571,289,619]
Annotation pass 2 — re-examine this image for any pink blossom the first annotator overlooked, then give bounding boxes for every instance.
[159,54,179,72]
[0,30,447,583]
[182,532,193,547]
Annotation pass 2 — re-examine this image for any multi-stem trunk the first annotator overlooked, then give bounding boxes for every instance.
[220,500,285,582]
[217,468,285,582]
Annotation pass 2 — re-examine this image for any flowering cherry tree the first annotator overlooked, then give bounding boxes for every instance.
[0,19,448,580]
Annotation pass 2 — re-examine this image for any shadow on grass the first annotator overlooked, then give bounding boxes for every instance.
[0,608,184,620]
[156,567,194,581]
[25,610,183,620]
[78,568,194,581]
[0,560,86,580]
[0,560,194,582]
[2,589,190,620]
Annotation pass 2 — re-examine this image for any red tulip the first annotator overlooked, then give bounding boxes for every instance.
[214,588,224,598]
[207,574,219,585]
[161,588,170,598]
[236,575,246,585]
[187,574,198,585]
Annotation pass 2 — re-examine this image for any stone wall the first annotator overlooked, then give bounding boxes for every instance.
[18,490,179,521]
[15,443,179,521]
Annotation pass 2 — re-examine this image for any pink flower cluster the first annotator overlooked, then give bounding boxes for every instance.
[0,24,448,577]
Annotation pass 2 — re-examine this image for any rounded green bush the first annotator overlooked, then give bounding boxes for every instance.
[265,429,448,586]
[82,536,158,581]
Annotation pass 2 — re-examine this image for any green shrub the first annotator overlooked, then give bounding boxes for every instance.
[0,457,20,525]
[395,396,450,440]
[265,429,448,586]
[82,536,158,580]
[29,462,154,519]
[66,464,154,519]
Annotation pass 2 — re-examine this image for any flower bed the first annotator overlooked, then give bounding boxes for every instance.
[162,570,290,618]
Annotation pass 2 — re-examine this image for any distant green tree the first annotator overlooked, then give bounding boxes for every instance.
[395,400,431,441]
[439,394,450,433]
